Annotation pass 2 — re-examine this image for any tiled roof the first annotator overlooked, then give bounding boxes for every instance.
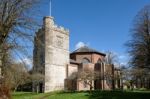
[71,46,106,56]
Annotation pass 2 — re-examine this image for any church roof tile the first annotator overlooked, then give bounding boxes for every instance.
[71,46,106,56]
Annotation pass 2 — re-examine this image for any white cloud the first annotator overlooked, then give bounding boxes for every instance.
[75,41,86,49]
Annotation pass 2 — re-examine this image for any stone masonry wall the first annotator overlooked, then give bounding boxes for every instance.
[44,16,69,92]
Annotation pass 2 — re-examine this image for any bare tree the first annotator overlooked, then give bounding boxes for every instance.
[120,66,131,89]
[126,5,150,70]
[31,72,44,93]
[104,64,115,90]
[125,5,150,90]
[130,68,150,89]
[4,63,30,92]
[105,51,118,65]
[1,61,44,93]
[0,1,43,96]
[0,0,41,76]
[0,0,40,45]
[77,69,101,93]
[0,0,42,97]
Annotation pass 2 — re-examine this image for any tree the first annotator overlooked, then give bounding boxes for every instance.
[0,0,41,97]
[0,0,41,76]
[126,5,150,70]
[120,66,133,89]
[0,0,40,45]
[130,68,150,89]
[77,68,100,93]
[104,64,115,90]
[125,5,150,89]
[120,66,150,90]
[31,72,44,93]
[105,51,118,65]
[105,51,123,90]
[4,63,30,92]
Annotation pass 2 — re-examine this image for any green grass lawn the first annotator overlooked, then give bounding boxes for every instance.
[12,92,51,99]
[12,91,150,99]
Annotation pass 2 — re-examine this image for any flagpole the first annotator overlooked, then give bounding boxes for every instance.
[49,0,51,16]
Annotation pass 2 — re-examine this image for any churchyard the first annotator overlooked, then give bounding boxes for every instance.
[12,90,150,99]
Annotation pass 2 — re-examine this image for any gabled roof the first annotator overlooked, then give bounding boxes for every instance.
[71,46,106,56]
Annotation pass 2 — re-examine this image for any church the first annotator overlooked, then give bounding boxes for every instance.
[33,16,122,93]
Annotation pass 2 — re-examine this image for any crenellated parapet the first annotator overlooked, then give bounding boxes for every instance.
[43,16,69,35]
[35,16,69,37]
[52,25,69,35]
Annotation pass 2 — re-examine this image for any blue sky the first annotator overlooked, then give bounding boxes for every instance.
[36,0,150,65]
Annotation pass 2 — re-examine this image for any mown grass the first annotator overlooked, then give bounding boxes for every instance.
[46,92,88,99]
[12,92,51,99]
[12,90,150,99]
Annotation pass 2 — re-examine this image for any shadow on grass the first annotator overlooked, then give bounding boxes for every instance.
[55,90,150,99]
[89,90,150,99]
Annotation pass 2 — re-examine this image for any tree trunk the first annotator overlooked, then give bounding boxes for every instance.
[112,79,115,90]
[14,86,18,92]
[0,45,3,77]
[90,85,92,94]
[89,81,93,94]
[36,85,39,94]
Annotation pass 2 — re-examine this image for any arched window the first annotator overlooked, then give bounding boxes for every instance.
[97,58,102,64]
[82,58,90,64]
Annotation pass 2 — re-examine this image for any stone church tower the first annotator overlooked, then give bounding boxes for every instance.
[33,16,69,93]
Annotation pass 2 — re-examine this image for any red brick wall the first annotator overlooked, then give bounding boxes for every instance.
[68,53,121,91]
[92,54,105,64]
[75,53,92,63]
[70,53,105,64]
[67,64,78,78]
